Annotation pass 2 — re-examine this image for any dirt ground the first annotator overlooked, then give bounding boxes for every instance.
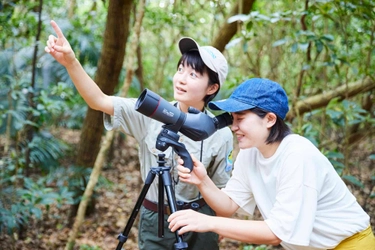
[0,131,265,250]
[0,129,374,250]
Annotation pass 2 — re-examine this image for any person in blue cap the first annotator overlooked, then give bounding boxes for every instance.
[168,78,375,250]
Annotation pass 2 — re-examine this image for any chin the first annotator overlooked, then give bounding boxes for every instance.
[174,91,183,99]
[238,142,252,150]
[174,94,188,103]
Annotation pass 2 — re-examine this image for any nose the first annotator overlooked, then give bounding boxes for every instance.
[231,121,238,132]
[176,72,188,85]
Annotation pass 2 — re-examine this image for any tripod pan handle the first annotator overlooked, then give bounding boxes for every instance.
[177,147,193,172]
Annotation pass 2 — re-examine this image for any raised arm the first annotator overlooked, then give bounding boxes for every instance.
[45,20,114,115]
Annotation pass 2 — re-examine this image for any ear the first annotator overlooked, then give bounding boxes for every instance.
[206,83,219,95]
[265,113,277,128]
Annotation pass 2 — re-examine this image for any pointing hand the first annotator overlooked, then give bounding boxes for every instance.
[45,20,76,67]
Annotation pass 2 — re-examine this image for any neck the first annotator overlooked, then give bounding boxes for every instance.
[258,141,281,158]
[178,102,205,113]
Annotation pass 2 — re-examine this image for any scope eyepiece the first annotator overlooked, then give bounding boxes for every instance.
[213,112,233,130]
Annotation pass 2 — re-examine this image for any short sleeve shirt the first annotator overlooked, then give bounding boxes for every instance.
[222,134,370,249]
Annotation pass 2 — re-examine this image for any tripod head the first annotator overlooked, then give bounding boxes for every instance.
[156,127,193,171]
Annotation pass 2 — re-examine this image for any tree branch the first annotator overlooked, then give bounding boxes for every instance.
[287,76,375,120]
[212,0,255,52]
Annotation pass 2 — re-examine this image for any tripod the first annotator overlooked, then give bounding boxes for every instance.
[116,127,193,250]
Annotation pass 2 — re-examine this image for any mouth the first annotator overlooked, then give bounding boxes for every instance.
[236,134,244,141]
[175,86,186,93]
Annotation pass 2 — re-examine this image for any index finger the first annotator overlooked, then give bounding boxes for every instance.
[50,20,65,38]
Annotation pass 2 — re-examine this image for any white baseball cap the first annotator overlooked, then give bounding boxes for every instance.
[178,37,228,86]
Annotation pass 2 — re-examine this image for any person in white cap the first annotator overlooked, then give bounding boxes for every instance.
[168,78,375,250]
[45,20,233,250]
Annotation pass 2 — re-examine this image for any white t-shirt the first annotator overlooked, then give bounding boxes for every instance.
[222,134,370,250]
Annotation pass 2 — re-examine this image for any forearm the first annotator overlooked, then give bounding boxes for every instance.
[66,59,113,115]
[208,217,281,245]
[198,176,238,217]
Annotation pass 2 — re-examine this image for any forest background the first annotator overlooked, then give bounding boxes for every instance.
[0,0,374,249]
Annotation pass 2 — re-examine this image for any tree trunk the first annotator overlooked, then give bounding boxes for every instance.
[287,76,375,121]
[76,0,133,168]
[212,0,256,52]
[64,1,146,248]
[68,0,133,225]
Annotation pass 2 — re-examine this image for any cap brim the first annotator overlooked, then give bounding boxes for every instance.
[179,37,199,54]
[208,99,255,112]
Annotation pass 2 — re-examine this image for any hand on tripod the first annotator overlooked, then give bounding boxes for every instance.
[115,128,191,250]
[174,154,208,186]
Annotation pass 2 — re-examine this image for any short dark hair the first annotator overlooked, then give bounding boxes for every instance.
[250,107,291,144]
[177,50,220,106]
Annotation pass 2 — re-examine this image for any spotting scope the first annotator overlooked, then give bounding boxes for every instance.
[135,89,232,141]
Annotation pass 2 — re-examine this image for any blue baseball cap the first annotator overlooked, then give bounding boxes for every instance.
[208,78,289,119]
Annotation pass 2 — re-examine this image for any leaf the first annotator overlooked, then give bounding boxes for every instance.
[227,14,250,23]
[325,151,344,159]
[315,40,324,53]
[246,21,253,31]
[225,37,242,49]
[291,42,298,52]
[272,38,289,47]
[31,207,43,219]
[321,34,334,41]
[342,175,364,188]
[299,42,310,51]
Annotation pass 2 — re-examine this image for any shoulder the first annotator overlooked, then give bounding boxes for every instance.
[277,135,333,177]
[112,96,137,107]
[279,134,321,156]
[112,96,139,115]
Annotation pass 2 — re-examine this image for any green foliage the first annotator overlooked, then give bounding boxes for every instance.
[0,167,75,234]
[0,1,100,236]
[228,1,375,192]
[79,244,102,250]
[54,165,112,205]
[324,150,346,175]
[326,98,369,127]
[0,154,111,234]
[1,0,374,246]
[243,244,271,250]
[342,175,364,188]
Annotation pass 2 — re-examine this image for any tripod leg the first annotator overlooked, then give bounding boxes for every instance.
[116,170,156,250]
[158,173,164,238]
[161,171,188,250]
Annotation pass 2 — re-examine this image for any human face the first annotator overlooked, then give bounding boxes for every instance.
[173,63,217,113]
[231,110,271,151]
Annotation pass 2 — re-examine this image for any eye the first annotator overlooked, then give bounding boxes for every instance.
[177,65,183,72]
[233,114,244,122]
[190,72,197,78]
